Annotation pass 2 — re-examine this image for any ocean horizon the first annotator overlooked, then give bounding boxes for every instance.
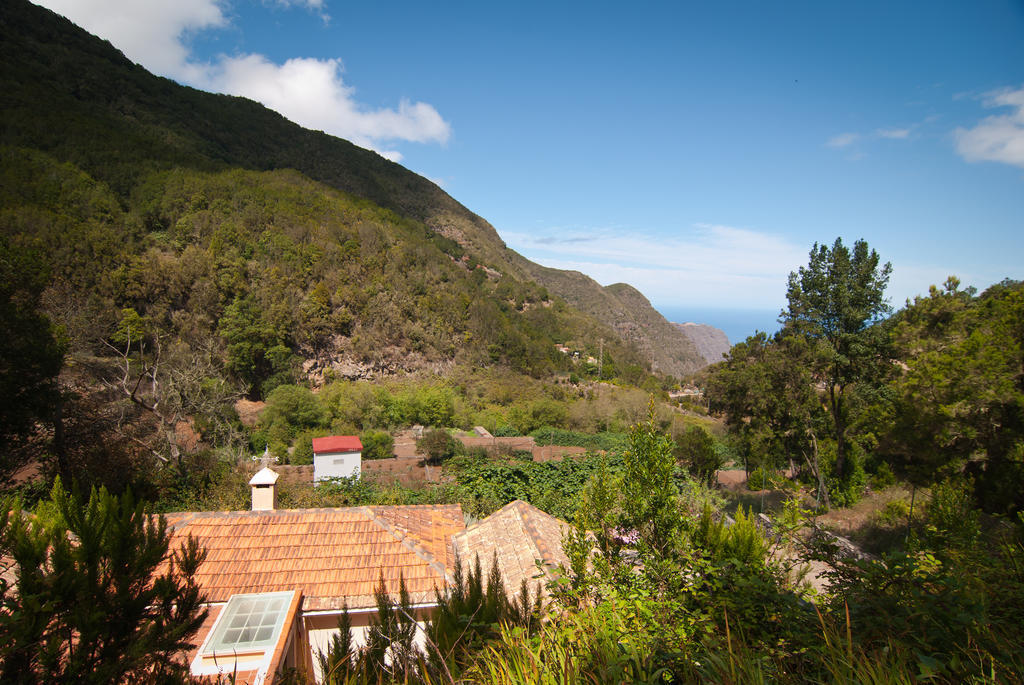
[655,306,782,346]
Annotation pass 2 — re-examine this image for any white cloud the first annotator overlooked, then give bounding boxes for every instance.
[826,132,859,148]
[504,224,809,310]
[266,0,330,24]
[37,0,227,80]
[206,54,450,150]
[34,0,450,154]
[828,126,916,151]
[876,127,910,139]
[954,86,1024,169]
[506,224,997,313]
[270,0,326,9]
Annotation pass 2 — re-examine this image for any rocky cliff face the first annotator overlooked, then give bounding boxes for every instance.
[672,322,731,367]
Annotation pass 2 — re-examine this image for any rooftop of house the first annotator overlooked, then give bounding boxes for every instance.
[311,435,363,453]
[452,499,570,600]
[164,504,465,611]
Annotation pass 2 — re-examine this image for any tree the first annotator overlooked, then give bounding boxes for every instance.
[103,313,244,483]
[673,425,721,488]
[781,238,891,482]
[361,429,395,460]
[364,573,419,682]
[621,399,681,556]
[218,294,296,399]
[315,603,355,683]
[417,429,459,465]
[0,480,207,684]
[885,279,1024,515]
[0,238,65,479]
[426,552,539,677]
[707,332,829,505]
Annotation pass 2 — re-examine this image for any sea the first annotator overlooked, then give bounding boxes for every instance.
[655,306,782,346]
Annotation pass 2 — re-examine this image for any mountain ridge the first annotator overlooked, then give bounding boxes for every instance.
[671,322,731,367]
[0,0,704,378]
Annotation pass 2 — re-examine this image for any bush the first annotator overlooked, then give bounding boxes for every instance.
[873,498,910,527]
[529,427,628,452]
[869,461,897,490]
[360,429,394,460]
[290,428,332,465]
[674,426,722,487]
[492,425,520,437]
[258,384,328,441]
[417,429,460,465]
[747,466,774,490]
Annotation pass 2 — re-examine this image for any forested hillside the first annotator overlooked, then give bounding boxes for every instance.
[0,0,702,380]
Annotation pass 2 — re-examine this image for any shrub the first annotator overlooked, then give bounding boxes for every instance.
[290,428,332,465]
[529,427,628,452]
[360,429,394,460]
[492,424,520,437]
[258,384,328,441]
[870,461,897,490]
[747,466,774,490]
[417,429,460,465]
[873,498,910,527]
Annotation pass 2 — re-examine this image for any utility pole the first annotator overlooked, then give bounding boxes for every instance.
[598,338,603,380]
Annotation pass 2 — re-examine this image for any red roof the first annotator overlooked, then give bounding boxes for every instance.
[311,435,363,453]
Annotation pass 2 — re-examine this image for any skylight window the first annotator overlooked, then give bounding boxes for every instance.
[205,591,293,654]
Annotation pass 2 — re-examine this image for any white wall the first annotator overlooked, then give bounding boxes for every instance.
[313,450,361,482]
[304,609,432,683]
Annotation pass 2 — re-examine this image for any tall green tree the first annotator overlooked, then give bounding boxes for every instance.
[621,399,681,557]
[706,333,827,502]
[0,480,207,684]
[886,278,1024,514]
[781,238,892,481]
[673,425,721,488]
[0,238,65,478]
[218,294,296,399]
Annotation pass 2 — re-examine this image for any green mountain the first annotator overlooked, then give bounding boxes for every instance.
[0,0,702,386]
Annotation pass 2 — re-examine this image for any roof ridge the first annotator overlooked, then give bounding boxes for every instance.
[511,502,547,568]
[456,499,524,536]
[163,503,464,519]
[361,507,450,582]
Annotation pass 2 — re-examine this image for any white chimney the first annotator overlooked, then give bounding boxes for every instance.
[249,466,280,511]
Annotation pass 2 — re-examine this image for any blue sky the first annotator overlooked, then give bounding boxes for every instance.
[37,0,1024,342]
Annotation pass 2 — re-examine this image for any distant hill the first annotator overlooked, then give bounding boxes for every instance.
[0,0,703,382]
[672,323,731,367]
[514,266,702,377]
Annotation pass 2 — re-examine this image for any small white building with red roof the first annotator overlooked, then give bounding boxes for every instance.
[311,435,363,482]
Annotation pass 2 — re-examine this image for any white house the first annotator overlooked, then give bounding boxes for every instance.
[311,435,362,482]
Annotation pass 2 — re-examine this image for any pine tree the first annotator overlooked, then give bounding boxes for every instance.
[782,238,892,482]
[0,480,207,684]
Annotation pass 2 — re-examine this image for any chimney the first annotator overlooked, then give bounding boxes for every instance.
[249,466,280,511]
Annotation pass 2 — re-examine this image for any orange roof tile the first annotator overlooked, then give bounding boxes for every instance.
[452,500,569,602]
[164,505,464,611]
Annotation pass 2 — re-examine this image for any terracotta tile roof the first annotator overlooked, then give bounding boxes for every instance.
[452,500,569,601]
[312,435,362,453]
[165,505,464,611]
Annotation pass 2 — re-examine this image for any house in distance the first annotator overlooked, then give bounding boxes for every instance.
[311,435,363,482]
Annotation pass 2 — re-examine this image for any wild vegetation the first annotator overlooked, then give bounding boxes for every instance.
[1,1,1023,682]
[270,409,1024,683]
[705,239,1024,519]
